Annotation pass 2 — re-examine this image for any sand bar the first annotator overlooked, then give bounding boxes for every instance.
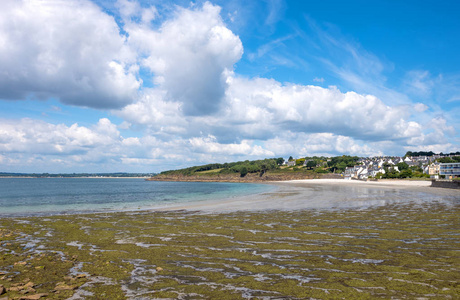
[156,179,459,212]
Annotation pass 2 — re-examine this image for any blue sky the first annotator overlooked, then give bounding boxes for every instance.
[0,0,459,173]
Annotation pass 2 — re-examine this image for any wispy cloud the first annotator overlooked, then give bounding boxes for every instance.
[247,35,295,61]
[297,17,414,107]
[403,70,435,97]
[264,0,286,26]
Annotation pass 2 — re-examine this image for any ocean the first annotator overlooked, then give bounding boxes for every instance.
[0,178,273,216]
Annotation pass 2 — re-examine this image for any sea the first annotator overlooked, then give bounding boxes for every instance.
[0,178,273,217]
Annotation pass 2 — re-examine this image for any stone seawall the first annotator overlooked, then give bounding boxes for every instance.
[431,180,460,189]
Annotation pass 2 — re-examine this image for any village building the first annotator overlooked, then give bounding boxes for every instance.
[286,160,296,167]
[425,163,440,177]
[286,154,457,180]
[439,163,460,179]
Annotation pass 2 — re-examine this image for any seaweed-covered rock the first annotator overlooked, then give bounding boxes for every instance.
[18,294,48,300]
[55,282,77,291]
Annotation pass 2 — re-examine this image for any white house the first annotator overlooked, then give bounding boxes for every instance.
[357,167,368,179]
[369,167,385,177]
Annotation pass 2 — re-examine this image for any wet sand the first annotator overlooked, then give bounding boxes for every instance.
[157,179,459,212]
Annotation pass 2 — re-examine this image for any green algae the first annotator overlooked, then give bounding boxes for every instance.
[0,202,459,299]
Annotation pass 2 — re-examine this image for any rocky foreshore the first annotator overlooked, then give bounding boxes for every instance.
[146,172,343,183]
[1,204,459,299]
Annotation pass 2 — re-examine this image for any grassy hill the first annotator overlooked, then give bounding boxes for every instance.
[148,156,358,182]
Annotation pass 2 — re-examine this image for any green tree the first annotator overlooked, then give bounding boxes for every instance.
[383,170,399,178]
[306,160,317,169]
[399,169,412,178]
[336,162,347,172]
[314,167,329,173]
[410,166,423,173]
[295,158,305,166]
[327,155,360,172]
[240,166,248,177]
[396,162,409,171]
[438,157,453,163]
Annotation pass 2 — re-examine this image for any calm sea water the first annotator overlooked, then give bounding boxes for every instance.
[0,178,273,216]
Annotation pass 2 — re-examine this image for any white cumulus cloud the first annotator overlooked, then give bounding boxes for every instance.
[189,135,274,156]
[0,118,121,155]
[222,76,422,141]
[0,0,140,108]
[124,2,243,115]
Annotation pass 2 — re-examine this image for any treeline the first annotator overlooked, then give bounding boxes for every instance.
[327,156,360,172]
[160,158,283,177]
[405,151,436,157]
[161,155,360,178]
[405,151,460,157]
[290,155,359,173]
[437,156,460,163]
[403,150,460,164]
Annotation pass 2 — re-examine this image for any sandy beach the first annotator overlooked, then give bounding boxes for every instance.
[158,179,459,212]
[287,178,432,186]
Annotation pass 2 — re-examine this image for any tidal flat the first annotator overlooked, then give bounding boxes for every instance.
[0,202,459,299]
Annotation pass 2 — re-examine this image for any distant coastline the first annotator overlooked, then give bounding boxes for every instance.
[0,172,154,178]
[0,176,150,179]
